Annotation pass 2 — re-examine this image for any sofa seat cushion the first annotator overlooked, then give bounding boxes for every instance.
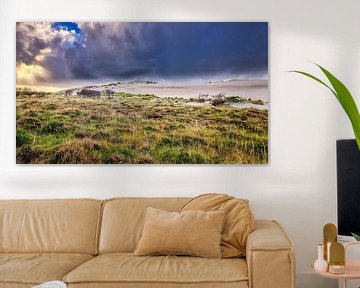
[64,253,248,285]
[67,283,249,288]
[0,284,33,288]
[0,253,93,285]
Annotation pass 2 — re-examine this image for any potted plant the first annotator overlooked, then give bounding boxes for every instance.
[291,63,360,240]
[291,63,360,149]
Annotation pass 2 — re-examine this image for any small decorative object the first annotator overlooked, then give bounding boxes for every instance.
[314,244,328,272]
[323,223,337,261]
[327,242,332,264]
[328,264,345,275]
[329,242,345,275]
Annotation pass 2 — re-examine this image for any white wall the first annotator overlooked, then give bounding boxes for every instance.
[1,0,359,287]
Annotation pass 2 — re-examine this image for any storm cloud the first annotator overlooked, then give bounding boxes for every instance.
[16,22,268,85]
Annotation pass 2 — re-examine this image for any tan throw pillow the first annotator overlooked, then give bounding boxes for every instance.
[134,207,225,258]
[181,193,254,258]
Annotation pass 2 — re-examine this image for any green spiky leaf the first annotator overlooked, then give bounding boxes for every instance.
[351,232,360,241]
[290,64,360,150]
[289,70,337,97]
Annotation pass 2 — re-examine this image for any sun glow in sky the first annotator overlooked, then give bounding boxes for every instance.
[16,63,48,85]
[16,22,268,90]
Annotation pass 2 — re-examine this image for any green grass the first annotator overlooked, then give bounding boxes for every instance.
[16,92,268,164]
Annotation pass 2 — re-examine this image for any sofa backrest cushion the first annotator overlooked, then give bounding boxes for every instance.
[0,199,102,254]
[181,194,254,258]
[99,198,189,253]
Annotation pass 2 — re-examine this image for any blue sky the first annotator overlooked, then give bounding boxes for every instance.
[52,22,81,34]
[16,22,268,86]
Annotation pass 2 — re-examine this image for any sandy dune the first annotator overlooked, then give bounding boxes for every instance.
[106,80,268,102]
[66,79,269,110]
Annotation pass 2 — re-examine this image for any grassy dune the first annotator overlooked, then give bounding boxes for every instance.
[16,93,268,164]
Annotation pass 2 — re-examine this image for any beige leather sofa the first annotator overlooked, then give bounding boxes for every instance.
[0,198,295,288]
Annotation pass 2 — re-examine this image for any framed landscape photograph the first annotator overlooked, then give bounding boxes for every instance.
[16,22,269,164]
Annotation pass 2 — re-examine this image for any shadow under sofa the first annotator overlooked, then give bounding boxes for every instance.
[0,198,295,288]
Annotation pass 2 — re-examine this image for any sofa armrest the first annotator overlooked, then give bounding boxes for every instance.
[246,220,295,288]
